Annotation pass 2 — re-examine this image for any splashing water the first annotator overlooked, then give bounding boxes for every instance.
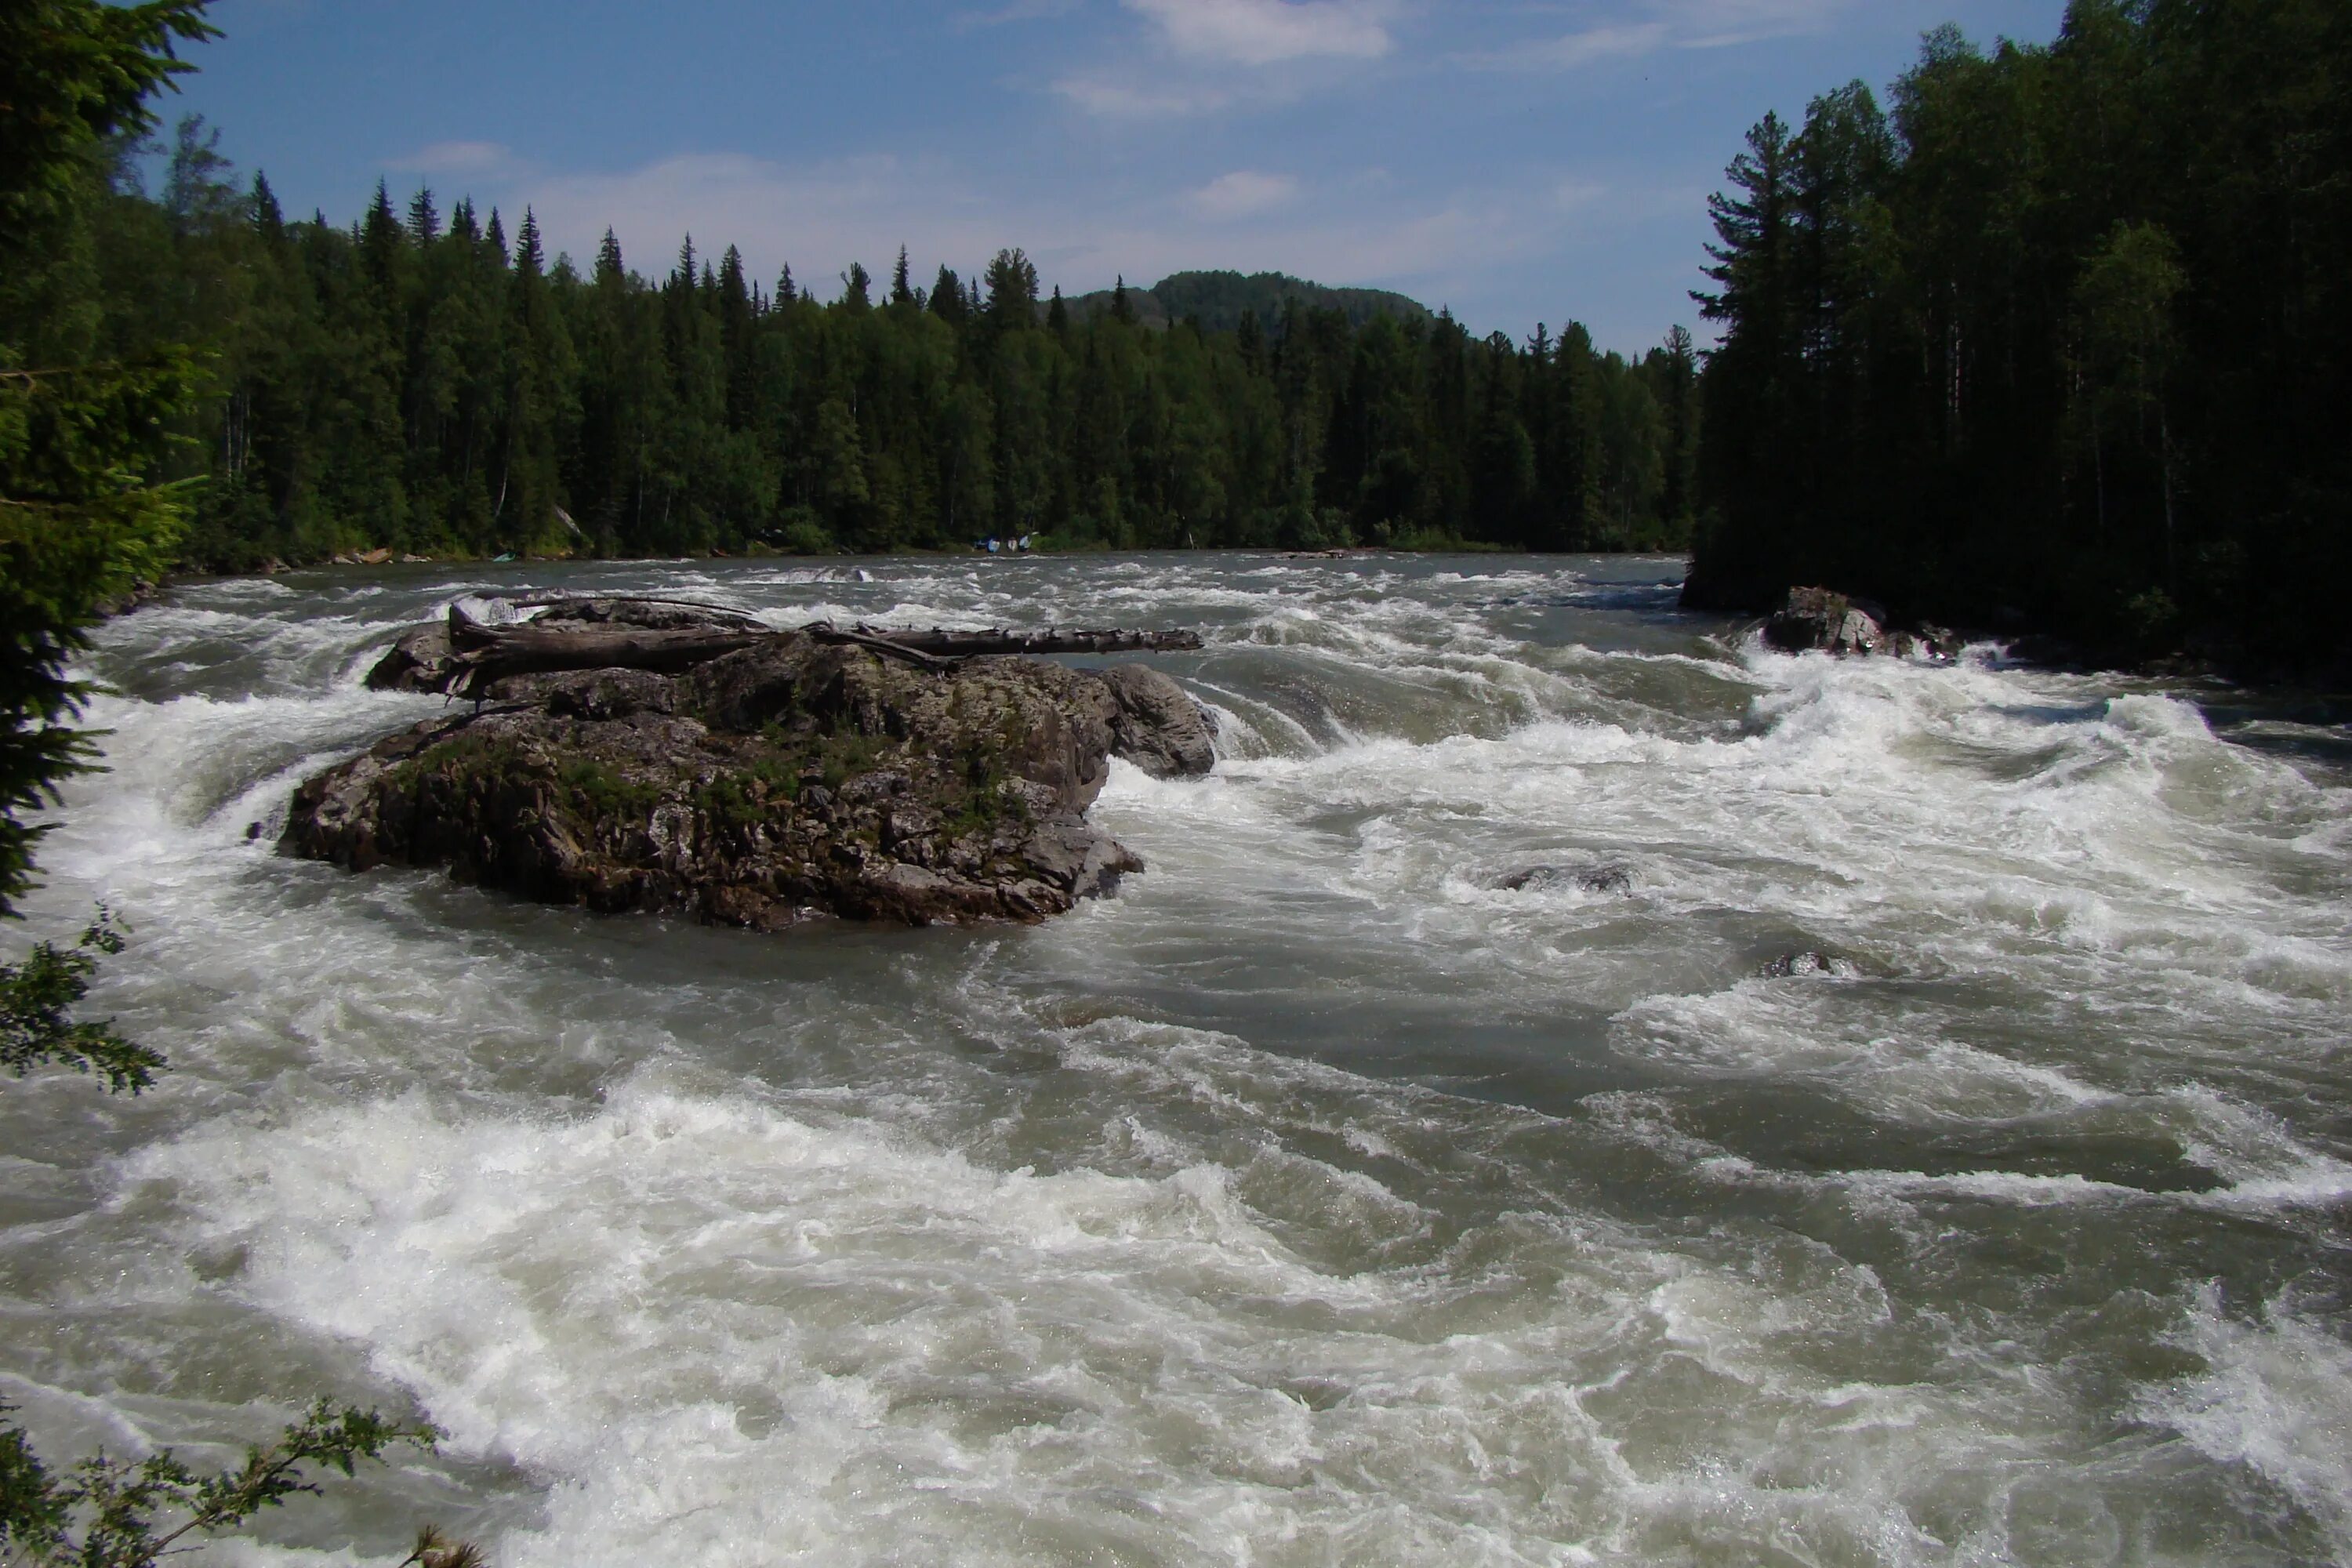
[4,554,2348,1566]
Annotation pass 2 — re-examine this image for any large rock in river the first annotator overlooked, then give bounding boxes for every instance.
[1765,586,1888,655]
[289,631,1215,928]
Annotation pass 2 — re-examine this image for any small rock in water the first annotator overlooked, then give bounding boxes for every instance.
[1500,863,1635,895]
[1760,950,1860,979]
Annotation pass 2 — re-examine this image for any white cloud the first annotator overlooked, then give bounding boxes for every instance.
[1189,170,1301,220]
[1123,0,1393,65]
[1469,0,1854,71]
[1480,20,1668,71]
[1051,75,1233,117]
[390,140,517,176]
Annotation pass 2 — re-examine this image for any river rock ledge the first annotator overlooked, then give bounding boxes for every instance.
[283,630,1216,928]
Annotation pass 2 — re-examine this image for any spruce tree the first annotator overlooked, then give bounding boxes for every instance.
[406,184,439,245]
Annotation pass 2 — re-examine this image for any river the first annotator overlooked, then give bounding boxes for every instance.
[5,554,2349,1566]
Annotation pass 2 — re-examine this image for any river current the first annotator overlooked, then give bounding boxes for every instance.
[5,554,2350,1566]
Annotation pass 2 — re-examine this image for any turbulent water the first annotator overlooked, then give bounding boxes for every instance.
[5,554,2350,1566]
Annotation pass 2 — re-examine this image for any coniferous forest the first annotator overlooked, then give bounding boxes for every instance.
[1686,0,2350,670]
[9,118,1699,572]
[5,0,2345,673]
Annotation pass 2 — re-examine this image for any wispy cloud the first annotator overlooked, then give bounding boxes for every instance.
[1052,0,1396,118]
[1468,0,1854,71]
[1051,75,1233,117]
[389,140,519,176]
[1123,0,1394,66]
[953,0,1083,30]
[1189,170,1300,220]
[1469,20,1668,71]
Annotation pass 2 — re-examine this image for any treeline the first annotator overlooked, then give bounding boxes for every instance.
[20,125,1699,568]
[1687,0,2350,667]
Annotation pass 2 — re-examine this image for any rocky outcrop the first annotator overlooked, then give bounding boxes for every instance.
[1766,587,1889,655]
[291,628,1218,930]
[1764,587,1959,660]
[1097,665,1218,779]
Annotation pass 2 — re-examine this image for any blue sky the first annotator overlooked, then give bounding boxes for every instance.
[172,0,2068,352]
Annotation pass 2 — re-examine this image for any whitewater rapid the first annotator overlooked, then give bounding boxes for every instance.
[4,554,2347,1566]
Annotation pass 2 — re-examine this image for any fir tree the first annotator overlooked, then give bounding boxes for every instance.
[406,184,439,245]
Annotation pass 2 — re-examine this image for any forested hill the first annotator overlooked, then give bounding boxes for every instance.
[1686,2,2350,673]
[1061,272,1432,333]
[3,129,1699,569]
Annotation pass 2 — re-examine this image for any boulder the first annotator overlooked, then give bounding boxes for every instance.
[1096,664,1218,779]
[1765,586,1888,655]
[364,623,456,691]
[292,630,1201,929]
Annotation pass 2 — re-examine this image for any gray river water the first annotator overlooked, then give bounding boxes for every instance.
[5,554,2349,1566]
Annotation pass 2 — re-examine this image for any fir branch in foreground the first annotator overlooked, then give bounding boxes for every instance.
[0,909,162,1094]
[0,1399,471,1568]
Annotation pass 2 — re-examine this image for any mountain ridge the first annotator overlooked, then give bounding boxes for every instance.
[1058,270,1432,332]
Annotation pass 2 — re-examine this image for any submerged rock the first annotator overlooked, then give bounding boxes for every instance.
[1500,863,1635,895]
[1759,951,1861,979]
[289,630,1215,929]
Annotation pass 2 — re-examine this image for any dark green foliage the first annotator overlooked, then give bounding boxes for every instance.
[1689,2,2352,669]
[1,0,215,913]
[0,1,216,239]
[0,909,162,1093]
[24,119,1697,567]
[0,1398,448,1568]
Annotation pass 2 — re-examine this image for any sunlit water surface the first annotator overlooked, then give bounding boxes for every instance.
[5,554,2350,1566]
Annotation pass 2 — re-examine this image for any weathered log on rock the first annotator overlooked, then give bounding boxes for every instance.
[446,604,770,695]
[522,596,768,631]
[808,623,1206,657]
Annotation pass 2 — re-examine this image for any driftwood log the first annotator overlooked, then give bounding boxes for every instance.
[442,601,1203,698]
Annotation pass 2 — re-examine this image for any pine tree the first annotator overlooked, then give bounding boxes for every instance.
[929,265,966,325]
[249,169,284,243]
[891,245,914,306]
[406,185,439,245]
